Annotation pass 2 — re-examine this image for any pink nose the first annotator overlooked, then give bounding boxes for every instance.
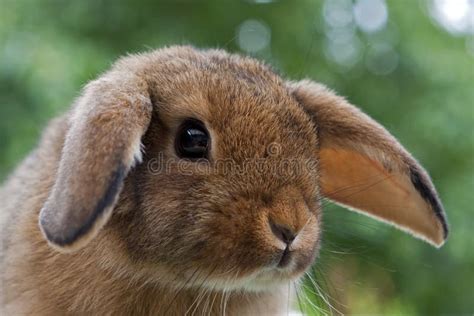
[270,220,296,246]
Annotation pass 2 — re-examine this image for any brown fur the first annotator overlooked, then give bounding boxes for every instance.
[0,46,448,315]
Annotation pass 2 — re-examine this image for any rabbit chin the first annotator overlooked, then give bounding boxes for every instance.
[239,268,309,293]
[191,267,309,294]
[172,254,315,294]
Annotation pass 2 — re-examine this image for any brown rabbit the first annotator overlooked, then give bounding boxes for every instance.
[0,46,448,315]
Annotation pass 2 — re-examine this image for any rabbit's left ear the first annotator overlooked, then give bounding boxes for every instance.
[289,80,449,247]
[39,73,153,252]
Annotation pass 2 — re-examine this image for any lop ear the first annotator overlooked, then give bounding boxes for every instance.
[289,80,449,247]
[39,73,153,252]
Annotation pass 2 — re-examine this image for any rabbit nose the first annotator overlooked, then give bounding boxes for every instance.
[270,220,296,245]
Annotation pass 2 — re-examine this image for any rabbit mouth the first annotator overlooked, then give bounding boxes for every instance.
[219,247,319,291]
[272,245,305,271]
[276,247,292,268]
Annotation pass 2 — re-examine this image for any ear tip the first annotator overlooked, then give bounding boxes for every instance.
[38,164,127,253]
[433,206,449,245]
[427,222,449,249]
[432,205,449,248]
[39,208,72,251]
[433,235,447,248]
[409,166,450,247]
[440,220,449,244]
[39,207,89,253]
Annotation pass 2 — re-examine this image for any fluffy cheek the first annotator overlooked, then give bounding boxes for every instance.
[190,210,274,275]
[118,172,204,265]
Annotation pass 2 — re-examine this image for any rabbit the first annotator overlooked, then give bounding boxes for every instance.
[0,45,448,315]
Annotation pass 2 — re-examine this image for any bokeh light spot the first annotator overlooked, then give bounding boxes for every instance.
[323,0,354,28]
[324,35,363,68]
[430,0,474,35]
[237,19,271,53]
[353,0,388,33]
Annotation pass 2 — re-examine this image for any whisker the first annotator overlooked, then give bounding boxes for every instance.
[307,268,343,316]
[287,282,291,316]
[301,281,329,316]
[293,281,305,315]
[210,281,219,316]
[186,264,219,316]
[223,269,240,316]
[163,266,200,315]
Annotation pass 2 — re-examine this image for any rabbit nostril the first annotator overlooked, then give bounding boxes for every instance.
[270,220,296,245]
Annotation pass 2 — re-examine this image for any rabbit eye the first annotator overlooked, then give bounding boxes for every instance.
[175,119,210,160]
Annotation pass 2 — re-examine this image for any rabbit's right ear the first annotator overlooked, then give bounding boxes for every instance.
[288,80,449,247]
[39,73,153,252]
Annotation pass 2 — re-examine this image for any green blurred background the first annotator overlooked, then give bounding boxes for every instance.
[0,0,472,314]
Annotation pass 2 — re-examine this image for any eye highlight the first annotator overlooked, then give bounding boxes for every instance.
[175,119,210,160]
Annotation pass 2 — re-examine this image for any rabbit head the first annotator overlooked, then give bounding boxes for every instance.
[39,46,448,292]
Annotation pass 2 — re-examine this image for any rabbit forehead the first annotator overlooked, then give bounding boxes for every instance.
[158,82,318,163]
[140,49,319,159]
[209,95,318,160]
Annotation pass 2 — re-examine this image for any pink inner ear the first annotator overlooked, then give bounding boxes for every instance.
[319,147,445,247]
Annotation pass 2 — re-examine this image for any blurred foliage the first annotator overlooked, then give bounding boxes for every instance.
[0,0,472,315]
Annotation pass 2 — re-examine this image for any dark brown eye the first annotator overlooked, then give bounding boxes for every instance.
[175,119,210,160]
